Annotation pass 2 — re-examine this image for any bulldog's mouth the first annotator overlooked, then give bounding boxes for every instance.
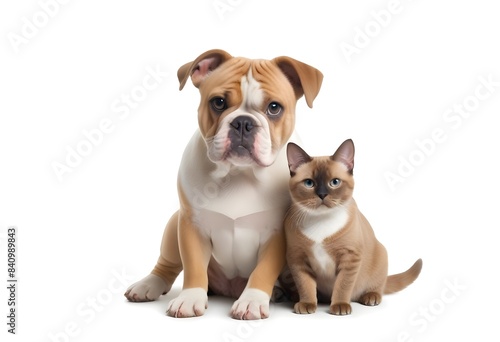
[233,144,252,156]
[225,143,267,167]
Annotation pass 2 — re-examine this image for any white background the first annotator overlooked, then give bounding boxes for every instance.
[1,0,499,341]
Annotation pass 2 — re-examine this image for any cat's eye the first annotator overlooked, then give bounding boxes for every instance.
[303,179,315,188]
[266,102,283,117]
[329,178,342,187]
[210,97,227,113]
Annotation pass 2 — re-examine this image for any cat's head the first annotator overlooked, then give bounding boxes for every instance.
[286,139,355,212]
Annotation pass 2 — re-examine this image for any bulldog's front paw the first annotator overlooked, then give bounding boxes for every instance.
[231,288,270,320]
[124,274,170,302]
[166,288,208,318]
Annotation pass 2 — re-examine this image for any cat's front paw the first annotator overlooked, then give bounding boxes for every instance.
[293,302,317,314]
[359,292,382,306]
[330,302,352,315]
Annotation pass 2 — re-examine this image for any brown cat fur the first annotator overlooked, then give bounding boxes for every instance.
[284,139,422,315]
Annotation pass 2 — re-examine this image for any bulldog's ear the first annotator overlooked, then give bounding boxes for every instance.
[287,143,312,176]
[273,56,323,108]
[178,49,233,90]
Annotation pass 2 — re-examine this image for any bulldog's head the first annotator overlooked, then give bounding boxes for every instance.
[178,49,323,172]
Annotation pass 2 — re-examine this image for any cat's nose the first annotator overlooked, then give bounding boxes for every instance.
[316,184,328,200]
[318,193,327,200]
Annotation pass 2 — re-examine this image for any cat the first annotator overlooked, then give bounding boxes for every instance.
[284,139,422,315]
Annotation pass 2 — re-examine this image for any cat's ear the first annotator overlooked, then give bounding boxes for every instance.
[287,143,312,176]
[331,139,355,174]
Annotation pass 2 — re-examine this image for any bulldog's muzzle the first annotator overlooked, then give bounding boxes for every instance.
[228,115,257,158]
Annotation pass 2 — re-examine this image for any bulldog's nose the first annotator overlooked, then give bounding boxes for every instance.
[230,116,255,136]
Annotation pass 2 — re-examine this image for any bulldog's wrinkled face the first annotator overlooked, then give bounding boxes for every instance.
[197,58,297,168]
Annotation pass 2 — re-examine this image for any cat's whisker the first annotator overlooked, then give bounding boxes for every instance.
[286,204,310,226]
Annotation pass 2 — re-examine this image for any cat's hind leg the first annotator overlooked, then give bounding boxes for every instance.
[356,241,387,307]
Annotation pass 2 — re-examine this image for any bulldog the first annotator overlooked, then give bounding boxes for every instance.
[125,49,323,319]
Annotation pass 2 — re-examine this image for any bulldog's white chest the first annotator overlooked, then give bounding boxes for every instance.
[197,208,283,279]
[193,169,288,279]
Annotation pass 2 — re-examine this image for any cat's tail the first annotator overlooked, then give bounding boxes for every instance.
[384,258,423,294]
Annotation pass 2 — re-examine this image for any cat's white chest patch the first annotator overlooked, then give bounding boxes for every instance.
[300,206,349,243]
[311,243,335,275]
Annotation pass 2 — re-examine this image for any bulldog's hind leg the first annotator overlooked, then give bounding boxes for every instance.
[125,211,183,302]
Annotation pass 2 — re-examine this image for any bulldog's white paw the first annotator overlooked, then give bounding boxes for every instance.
[166,288,208,318]
[124,274,169,302]
[231,288,270,320]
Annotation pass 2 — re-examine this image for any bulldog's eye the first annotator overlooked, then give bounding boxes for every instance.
[210,97,227,113]
[266,102,282,116]
[329,178,342,188]
[303,179,315,188]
